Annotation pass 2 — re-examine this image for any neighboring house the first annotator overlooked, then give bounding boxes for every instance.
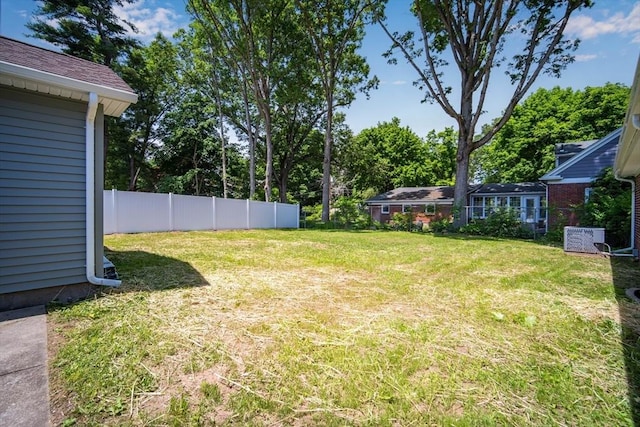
[367,183,545,228]
[367,186,455,225]
[0,36,137,310]
[469,183,546,228]
[540,128,622,228]
[615,57,640,257]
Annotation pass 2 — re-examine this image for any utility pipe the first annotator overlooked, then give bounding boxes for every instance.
[86,92,121,286]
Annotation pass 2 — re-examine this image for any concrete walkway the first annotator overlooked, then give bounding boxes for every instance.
[0,306,50,427]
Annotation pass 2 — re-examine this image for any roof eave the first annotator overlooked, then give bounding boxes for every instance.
[0,61,137,117]
[615,56,640,177]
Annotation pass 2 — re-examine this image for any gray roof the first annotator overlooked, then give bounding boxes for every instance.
[472,182,546,195]
[541,129,622,182]
[0,36,134,93]
[367,186,455,203]
[555,140,598,165]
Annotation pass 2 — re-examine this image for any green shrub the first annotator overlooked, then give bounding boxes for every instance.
[578,168,632,248]
[460,209,532,239]
[391,212,412,231]
[429,218,454,233]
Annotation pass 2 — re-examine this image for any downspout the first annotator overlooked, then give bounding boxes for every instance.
[612,171,637,258]
[86,92,121,286]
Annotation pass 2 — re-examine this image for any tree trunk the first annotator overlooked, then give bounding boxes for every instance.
[215,86,228,199]
[242,79,256,199]
[264,110,273,202]
[321,102,333,222]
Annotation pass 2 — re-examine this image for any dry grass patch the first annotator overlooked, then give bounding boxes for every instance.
[48,230,639,426]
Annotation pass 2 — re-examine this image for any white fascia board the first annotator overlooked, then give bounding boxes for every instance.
[544,178,593,184]
[0,61,138,115]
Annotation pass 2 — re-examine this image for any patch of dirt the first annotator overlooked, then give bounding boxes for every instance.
[139,364,238,425]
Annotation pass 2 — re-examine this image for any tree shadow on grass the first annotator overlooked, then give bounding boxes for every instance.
[103,247,209,293]
[609,257,640,425]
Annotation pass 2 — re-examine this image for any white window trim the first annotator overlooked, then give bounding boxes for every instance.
[425,203,436,215]
[402,204,412,213]
[381,205,389,214]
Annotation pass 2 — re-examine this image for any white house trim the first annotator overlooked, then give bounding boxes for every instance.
[0,61,137,116]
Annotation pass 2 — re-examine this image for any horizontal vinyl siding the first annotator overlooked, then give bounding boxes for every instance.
[0,86,87,293]
[560,137,619,180]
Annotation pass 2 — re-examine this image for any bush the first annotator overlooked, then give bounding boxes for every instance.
[460,209,533,239]
[429,218,454,233]
[390,212,412,231]
[578,168,632,248]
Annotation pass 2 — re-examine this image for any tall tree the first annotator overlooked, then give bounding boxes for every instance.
[188,0,299,202]
[379,0,591,225]
[296,0,380,222]
[478,83,630,183]
[111,34,179,191]
[27,0,138,67]
[340,117,431,194]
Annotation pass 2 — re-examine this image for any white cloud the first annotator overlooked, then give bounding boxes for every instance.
[114,0,186,41]
[17,9,28,19]
[391,80,407,85]
[566,3,640,43]
[574,53,597,62]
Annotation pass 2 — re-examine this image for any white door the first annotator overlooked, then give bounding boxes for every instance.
[523,197,536,223]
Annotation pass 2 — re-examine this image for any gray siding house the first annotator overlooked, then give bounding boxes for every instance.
[0,36,137,310]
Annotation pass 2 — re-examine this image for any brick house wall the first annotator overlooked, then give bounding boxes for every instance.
[369,204,452,226]
[547,183,590,228]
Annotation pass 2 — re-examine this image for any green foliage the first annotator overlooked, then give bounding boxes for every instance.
[460,209,533,239]
[332,197,372,229]
[27,0,139,67]
[428,218,453,233]
[341,118,457,194]
[478,84,630,183]
[391,212,413,231]
[578,168,632,248]
[107,34,181,191]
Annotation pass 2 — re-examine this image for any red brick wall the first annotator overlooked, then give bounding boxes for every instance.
[547,183,590,228]
[369,204,452,226]
[636,175,640,253]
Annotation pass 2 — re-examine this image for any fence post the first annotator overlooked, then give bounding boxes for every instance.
[169,193,174,231]
[246,199,251,229]
[212,196,217,230]
[111,189,118,234]
[274,202,278,228]
[297,204,300,229]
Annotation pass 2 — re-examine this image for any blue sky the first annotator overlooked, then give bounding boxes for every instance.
[2,0,639,138]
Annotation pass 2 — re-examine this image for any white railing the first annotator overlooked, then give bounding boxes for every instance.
[463,206,547,228]
[103,190,299,234]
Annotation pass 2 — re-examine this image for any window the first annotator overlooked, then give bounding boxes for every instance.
[402,204,412,213]
[584,187,593,203]
[425,203,436,215]
[471,196,484,218]
[381,205,389,214]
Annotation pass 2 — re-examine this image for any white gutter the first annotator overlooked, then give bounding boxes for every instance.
[86,92,121,286]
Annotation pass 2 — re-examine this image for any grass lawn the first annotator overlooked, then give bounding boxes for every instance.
[48,230,640,426]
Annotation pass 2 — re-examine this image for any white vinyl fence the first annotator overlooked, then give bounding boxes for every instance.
[103,190,299,234]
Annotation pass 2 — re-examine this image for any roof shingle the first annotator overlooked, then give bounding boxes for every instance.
[0,36,134,94]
